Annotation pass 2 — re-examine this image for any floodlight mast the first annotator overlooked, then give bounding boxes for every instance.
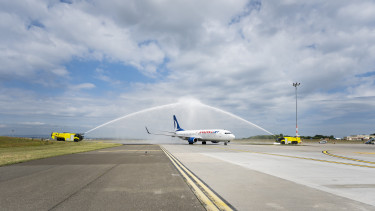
[293,82,301,137]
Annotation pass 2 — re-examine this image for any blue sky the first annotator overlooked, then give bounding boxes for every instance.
[1,0,375,138]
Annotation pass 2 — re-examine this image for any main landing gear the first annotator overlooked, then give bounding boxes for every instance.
[202,141,206,145]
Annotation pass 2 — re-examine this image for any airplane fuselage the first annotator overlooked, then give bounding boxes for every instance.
[146,115,236,145]
[176,129,235,142]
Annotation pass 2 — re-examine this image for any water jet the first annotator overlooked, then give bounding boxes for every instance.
[85,99,273,139]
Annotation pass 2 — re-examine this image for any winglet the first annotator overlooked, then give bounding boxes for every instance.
[145,127,151,134]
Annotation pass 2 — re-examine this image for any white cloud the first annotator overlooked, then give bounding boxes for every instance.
[95,68,112,83]
[70,83,96,90]
[338,1,375,23]
[1,0,375,138]
[94,68,122,85]
[51,68,69,77]
[20,122,45,126]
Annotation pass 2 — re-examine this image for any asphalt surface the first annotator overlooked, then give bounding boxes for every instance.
[2,142,374,211]
[0,145,204,211]
[163,143,375,210]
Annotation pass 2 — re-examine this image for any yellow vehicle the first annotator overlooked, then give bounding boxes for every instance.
[276,136,301,144]
[51,132,84,142]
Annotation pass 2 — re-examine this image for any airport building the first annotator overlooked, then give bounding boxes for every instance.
[345,134,375,141]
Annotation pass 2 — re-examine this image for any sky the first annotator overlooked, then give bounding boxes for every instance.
[1,0,375,139]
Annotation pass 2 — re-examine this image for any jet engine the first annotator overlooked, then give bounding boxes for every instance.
[188,137,197,144]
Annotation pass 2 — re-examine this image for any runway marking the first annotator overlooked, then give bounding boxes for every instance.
[208,146,375,169]
[160,146,234,211]
[323,151,375,165]
[325,184,375,188]
[354,152,375,155]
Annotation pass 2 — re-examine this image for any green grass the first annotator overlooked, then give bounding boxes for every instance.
[0,136,122,166]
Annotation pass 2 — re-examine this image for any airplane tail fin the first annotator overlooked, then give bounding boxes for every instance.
[173,115,184,131]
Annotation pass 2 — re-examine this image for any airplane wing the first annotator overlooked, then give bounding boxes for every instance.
[145,127,177,137]
[172,134,203,140]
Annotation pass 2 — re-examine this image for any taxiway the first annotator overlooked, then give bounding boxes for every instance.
[1,143,374,210]
[162,143,375,210]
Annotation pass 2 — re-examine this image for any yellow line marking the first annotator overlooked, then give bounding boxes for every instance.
[163,148,232,210]
[161,146,233,211]
[160,147,219,211]
[323,151,375,165]
[354,152,375,155]
[208,146,375,169]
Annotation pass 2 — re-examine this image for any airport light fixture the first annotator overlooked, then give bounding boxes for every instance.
[293,82,301,137]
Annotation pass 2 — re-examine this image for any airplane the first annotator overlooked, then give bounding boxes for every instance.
[146,115,235,145]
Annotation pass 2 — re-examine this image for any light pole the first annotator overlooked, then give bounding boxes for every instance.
[293,82,300,137]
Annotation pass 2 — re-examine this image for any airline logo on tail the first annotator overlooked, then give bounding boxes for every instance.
[174,115,184,131]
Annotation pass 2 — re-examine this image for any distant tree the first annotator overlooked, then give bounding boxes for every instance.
[309,134,335,139]
[247,135,277,139]
[313,135,323,139]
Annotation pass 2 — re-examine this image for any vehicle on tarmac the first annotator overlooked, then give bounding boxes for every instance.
[365,138,374,144]
[319,140,328,144]
[51,132,84,142]
[275,136,301,144]
[146,115,235,145]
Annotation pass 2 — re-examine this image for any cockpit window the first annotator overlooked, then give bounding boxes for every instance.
[225,132,232,134]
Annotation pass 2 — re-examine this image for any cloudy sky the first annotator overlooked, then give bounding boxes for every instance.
[1,0,375,138]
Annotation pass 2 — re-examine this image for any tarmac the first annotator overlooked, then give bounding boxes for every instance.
[1,143,375,210]
[163,143,375,210]
[0,145,204,211]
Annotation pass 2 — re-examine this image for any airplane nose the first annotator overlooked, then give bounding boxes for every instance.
[231,134,235,139]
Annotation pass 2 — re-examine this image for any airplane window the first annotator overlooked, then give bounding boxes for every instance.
[225,132,231,134]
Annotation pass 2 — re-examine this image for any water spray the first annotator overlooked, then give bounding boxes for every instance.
[199,104,274,135]
[85,100,274,136]
[85,102,179,134]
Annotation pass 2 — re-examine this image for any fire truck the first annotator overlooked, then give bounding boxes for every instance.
[275,136,301,144]
[51,132,84,142]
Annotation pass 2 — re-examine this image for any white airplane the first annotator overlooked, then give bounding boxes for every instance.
[146,115,235,145]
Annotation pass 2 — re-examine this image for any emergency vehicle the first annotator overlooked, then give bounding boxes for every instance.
[51,132,84,142]
[275,136,301,144]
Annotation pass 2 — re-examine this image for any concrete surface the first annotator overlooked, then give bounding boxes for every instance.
[163,143,375,210]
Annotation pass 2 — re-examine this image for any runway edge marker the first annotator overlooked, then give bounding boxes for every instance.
[160,146,234,211]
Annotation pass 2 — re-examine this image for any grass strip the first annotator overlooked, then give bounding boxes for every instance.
[0,136,122,166]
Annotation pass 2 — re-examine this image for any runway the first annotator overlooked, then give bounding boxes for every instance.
[0,145,203,211]
[1,143,374,210]
[162,143,375,210]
